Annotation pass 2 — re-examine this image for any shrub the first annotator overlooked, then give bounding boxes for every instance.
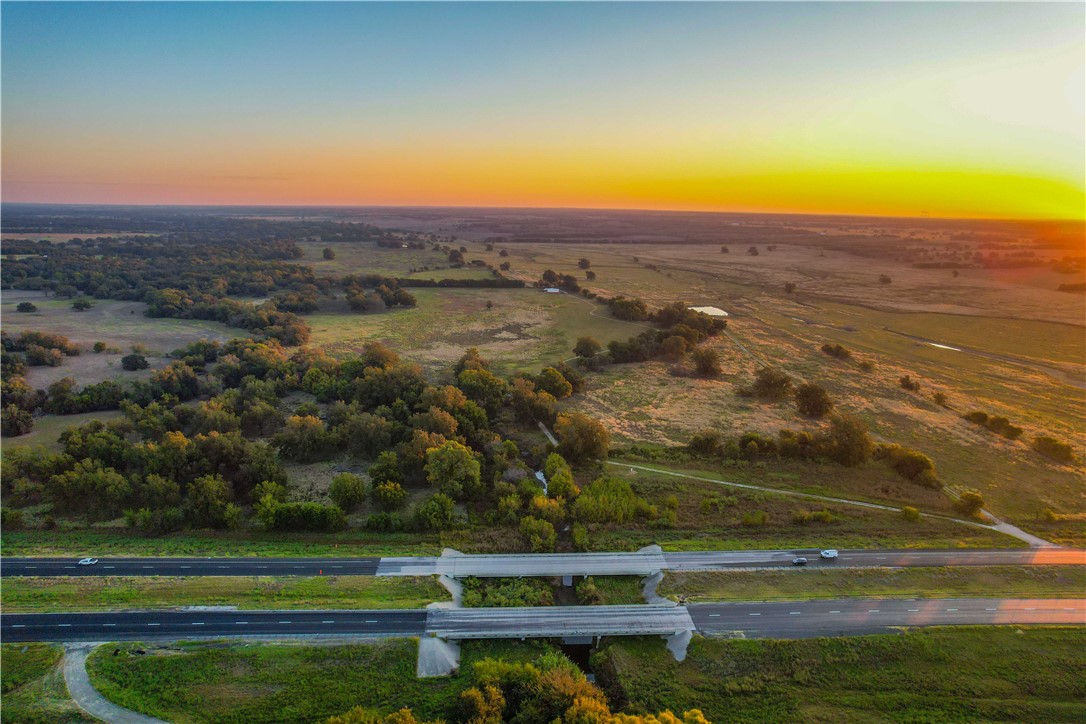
[858,360,875,372]
[16,302,37,313]
[263,501,347,532]
[519,515,557,552]
[820,343,850,360]
[572,476,653,524]
[688,430,723,456]
[794,383,833,418]
[1033,436,1075,463]
[571,523,589,551]
[752,367,793,399]
[691,347,722,377]
[899,375,921,392]
[741,510,769,527]
[933,392,947,407]
[121,353,150,371]
[900,506,921,522]
[575,577,602,605]
[329,473,367,511]
[72,298,93,311]
[555,412,611,463]
[372,481,407,510]
[875,444,940,487]
[414,493,457,531]
[93,341,107,353]
[954,490,986,518]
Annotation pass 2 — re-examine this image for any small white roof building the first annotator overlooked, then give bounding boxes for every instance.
[543,288,561,293]
[689,305,729,317]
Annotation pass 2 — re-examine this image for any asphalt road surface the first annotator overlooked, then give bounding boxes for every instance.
[5,549,1082,578]
[1,609,427,643]
[3,599,1081,644]
[2,557,380,577]
[690,598,1086,638]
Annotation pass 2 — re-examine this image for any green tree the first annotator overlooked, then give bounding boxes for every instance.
[323,247,336,260]
[955,490,986,518]
[520,515,557,552]
[415,493,457,531]
[329,473,367,511]
[457,368,507,417]
[819,414,872,466]
[691,347,722,377]
[573,336,602,358]
[368,450,404,485]
[372,481,407,510]
[535,367,573,399]
[425,440,482,500]
[753,367,793,399]
[795,383,834,418]
[71,298,93,311]
[184,474,234,528]
[16,302,37,313]
[555,412,611,463]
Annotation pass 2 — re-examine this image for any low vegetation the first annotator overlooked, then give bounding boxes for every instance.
[1,575,448,612]
[596,627,1086,722]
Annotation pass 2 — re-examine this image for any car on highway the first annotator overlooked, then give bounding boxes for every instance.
[77,558,98,566]
[819,549,839,560]
[792,557,808,566]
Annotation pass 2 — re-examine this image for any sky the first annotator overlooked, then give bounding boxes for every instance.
[2,2,1083,219]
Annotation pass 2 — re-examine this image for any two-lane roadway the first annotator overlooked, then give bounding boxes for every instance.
[4,548,1083,579]
[3,599,1082,644]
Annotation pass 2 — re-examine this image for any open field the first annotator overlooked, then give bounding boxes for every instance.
[0,530,443,558]
[87,638,550,723]
[572,273,1084,540]
[295,239,496,281]
[599,627,1086,722]
[574,465,1018,552]
[2,291,242,387]
[308,287,645,375]
[660,566,1086,603]
[2,410,125,454]
[0,643,93,723]
[1,576,448,613]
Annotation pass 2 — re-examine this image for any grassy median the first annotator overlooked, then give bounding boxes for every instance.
[658,565,1086,603]
[2,576,449,612]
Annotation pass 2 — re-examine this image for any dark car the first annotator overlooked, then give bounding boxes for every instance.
[792,557,808,566]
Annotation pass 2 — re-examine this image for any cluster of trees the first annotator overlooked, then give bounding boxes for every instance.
[539,269,582,292]
[687,417,941,489]
[1032,435,1076,463]
[326,650,708,723]
[820,343,850,360]
[962,411,1023,440]
[591,303,726,369]
[3,333,620,539]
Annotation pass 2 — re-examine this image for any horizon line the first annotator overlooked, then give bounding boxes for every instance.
[2,200,1082,226]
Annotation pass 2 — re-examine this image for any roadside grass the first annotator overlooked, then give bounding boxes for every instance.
[588,576,647,605]
[659,566,1086,603]
[581,466,1020,552]
[596,627,1086,722]
[0,530,443,557]
[0,643,93,723]
[87,638,553,723]
[2,576,448,613]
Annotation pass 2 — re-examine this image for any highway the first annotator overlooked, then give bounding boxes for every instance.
[690,598,1086,638]
[2,599,1081,644]
[4,548,1083,578]
[0,609,427,643]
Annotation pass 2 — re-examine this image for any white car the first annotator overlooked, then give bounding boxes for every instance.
[77,557,98,566]
[819,549,839,560]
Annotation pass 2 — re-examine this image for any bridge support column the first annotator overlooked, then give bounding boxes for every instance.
[417,636,460,678]
[665,630,692,662]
